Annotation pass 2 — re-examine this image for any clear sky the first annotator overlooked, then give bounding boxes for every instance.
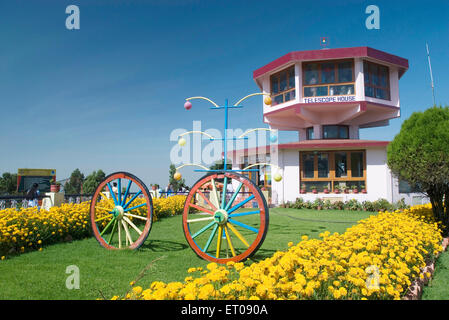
[0,0,448,187]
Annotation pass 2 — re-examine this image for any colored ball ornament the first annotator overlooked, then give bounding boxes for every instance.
[184,101,192,110]
[174,171,182,181]
[270,134,277,143]
[264,96,272,105]
[273,172,282,182]
[178,137,186,146]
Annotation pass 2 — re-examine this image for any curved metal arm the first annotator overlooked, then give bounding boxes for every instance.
[242,162,281,171]
[233,92,271,106]
[179,131,215,140]
[238,128,276,139]
[175,163,210,171]
[185,96,220,108]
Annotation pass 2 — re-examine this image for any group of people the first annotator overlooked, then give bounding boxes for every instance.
[161,184,189,197]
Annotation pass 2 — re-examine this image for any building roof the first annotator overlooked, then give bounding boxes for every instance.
[228,139,389,157]
[277,139,390,150]
[253,46,409,87]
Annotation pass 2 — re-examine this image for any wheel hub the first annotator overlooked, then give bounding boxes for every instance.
[214,209,228,225]
[112,206,124,220]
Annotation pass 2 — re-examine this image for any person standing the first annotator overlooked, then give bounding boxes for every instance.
[25,183,40,209]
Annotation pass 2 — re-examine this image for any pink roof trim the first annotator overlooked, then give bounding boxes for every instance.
[253,46,408,80]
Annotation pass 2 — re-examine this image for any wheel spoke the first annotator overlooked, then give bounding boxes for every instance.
[224,182,243,211]
[122,190,142,210]
[95,214,113,223]
[121,220,133,245]
[121,180,132,207]
[118,219,122,248]
[216,225,223,258]
[107,182,119,205]
[107,219,118,244]
[221,176,228,209]
[188,203,215,215]
[203,224,219,252]
[229,210,260,218]
[100,192,109,200]
[224,225,236,257]
[100,217,116,237]
[124,202,147,212]
[227,195,255,214]
[117,178,122,206]
[210,178,221,209]
[191,221,215,239]
[197,189,217,211]
[187,216,215,223]
[227,222,250,247]
[123,216,143,236]
[228,218,258,233]
[124,213,147,221]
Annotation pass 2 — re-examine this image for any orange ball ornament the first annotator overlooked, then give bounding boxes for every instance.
[174,171,182,181]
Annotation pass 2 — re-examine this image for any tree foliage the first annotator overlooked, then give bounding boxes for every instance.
[387,106,449,234]
[0,172,18,195]
[63,169,85,194]
[82,170,106,194]
[168,164,186,192]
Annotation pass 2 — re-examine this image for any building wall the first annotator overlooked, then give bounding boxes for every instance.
[271,147,422,206]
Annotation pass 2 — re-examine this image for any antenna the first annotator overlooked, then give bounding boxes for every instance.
[426,42,436,106]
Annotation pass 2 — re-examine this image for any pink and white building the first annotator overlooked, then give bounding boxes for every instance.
[231,47,427,206]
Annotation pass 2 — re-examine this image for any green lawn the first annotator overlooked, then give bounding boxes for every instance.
[0,208,375,300]
[422,249,449,300]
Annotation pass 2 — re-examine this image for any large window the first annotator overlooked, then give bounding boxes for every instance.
[270,66,296,106]
[300,150,366,193]
[303,60,354,97]
[364,60,390,100]
[322,125,349,139]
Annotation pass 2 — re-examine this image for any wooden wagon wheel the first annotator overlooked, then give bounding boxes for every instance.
[182,171,269,263]
[90,172,153,249]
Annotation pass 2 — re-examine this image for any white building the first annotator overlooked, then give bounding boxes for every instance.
[230,47,427,206]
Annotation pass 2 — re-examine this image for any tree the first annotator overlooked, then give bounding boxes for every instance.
[64,169,85,194]
[387,106,449,235]
[168,164,186,192]
[82,170,106,194]
[0,172,18,195]
[209,159,232,171]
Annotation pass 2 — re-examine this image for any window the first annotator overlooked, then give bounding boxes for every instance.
[306,127,314,140]
[270,66,295,106]
[364,61,390,100]
[300,151,366,193]
[322,125,349,139]
[303,60,354,97]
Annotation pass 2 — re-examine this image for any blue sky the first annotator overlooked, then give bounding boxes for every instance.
[0,0,448,187]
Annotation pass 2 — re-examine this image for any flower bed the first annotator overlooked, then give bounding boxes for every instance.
[0,195,186,259]
[117,204,444,300]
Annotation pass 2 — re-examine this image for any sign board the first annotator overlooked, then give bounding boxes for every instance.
[17,169,56,193]
[302,95,356,104]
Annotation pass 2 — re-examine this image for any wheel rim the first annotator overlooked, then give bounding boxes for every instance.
[90,172,153,250]
[182,172,268,263]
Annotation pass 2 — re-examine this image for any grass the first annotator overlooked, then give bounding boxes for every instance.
[422,249,449,300]
[0,208,375,300]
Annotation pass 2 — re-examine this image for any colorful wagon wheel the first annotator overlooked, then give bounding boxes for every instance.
[183,171,269,263]
[90,172,153,250]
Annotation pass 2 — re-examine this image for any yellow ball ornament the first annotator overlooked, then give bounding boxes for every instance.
[273,172,282,182]
[178,137,186,146]
[264,96,272,105]
[174,171,182,181]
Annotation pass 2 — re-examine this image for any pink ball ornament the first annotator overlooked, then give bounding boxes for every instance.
[184,101,192,110]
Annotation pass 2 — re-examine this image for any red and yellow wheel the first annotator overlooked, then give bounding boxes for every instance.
[90,172,153,250]
[182,171,269,263]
